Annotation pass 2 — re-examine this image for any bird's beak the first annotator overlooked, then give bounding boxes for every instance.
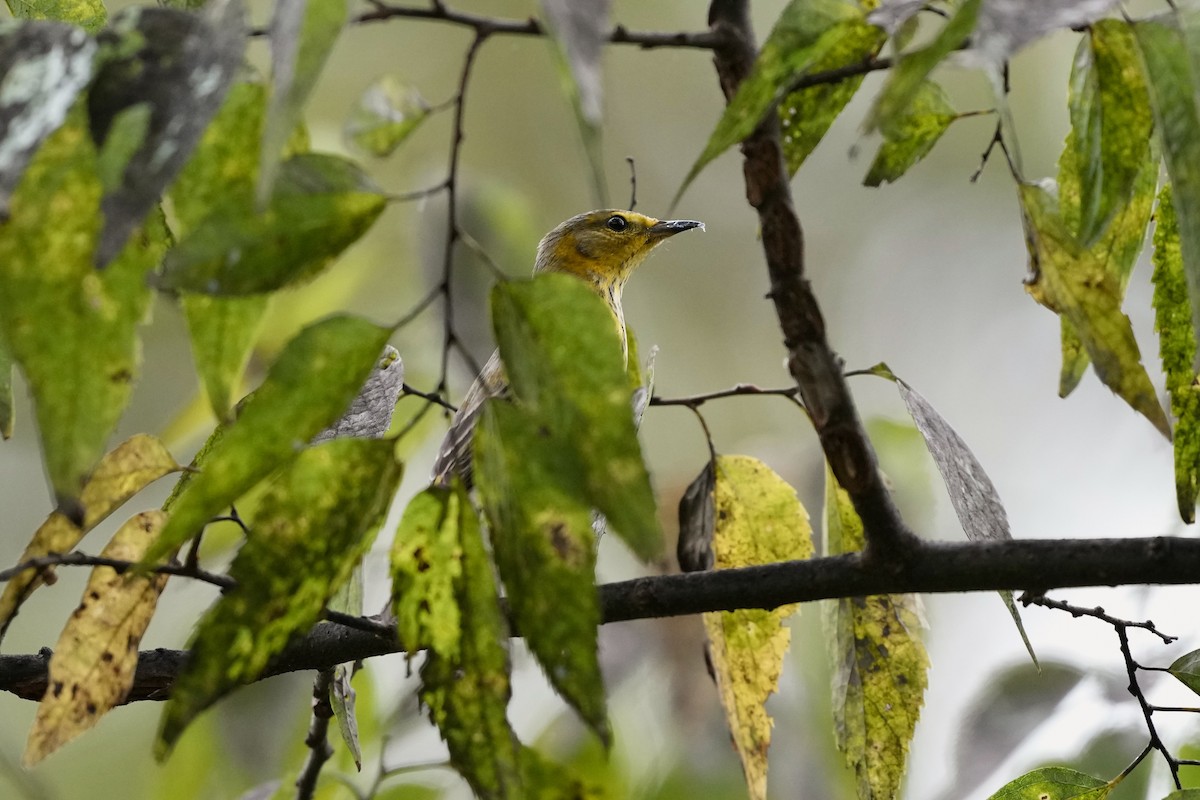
[648,219,705,237]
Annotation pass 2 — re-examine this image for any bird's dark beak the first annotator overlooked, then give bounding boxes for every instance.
[648,219,705,237]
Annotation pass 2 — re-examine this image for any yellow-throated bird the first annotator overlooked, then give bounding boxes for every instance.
[431,209,704,486]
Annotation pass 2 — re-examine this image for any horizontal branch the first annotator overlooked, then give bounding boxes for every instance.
[4,535,1199,703]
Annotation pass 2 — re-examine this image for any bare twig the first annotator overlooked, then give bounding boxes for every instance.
[295,669,336,800]
[650,382,803,408]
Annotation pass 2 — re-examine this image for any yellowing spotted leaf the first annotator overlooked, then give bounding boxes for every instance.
[703,455,812,800]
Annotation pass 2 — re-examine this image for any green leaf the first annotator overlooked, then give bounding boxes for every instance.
[143,314,393,564]
[1134,15,1200,365]
[413,482,522,795]
[863,80,958,186]
[390,487,466,658]
[675,0,864,205]
[490,273,661,560]
[7,0,105,32]
[1069,20,1155,246]
[0,108,165,505]
[1164,790,1200,799]
[343,75,430,158]
[157,436,402,754]
[986,766,1110,800]
[703,455,812,800]
[865,0,980,133]
[258,0,347,204]
[170,82,273,419]
[1019,182,1170,438]
[159,153,387,295]
[1168,648,1200,696]
[824,466,928,799]
[781,18,885,175]
[475,401,607,743]
[1154,185,1200,523]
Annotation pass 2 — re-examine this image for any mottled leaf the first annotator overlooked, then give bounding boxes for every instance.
[0,22,95,213]
[864,80,958,186]
[703,456,811,800]
[7,0,105,31]
[88,0,245,266]
[490,273,661,560]
[1153,185,1200,523]
[343,75,429,158]
[824,466,928,799]
[258,0,346,204]
[158,437,402,754]
[160,154,387,295]
[390,487,465,658]
[677,0,863,204]
[0,109,167,506]
[781,16,885,175]
[476,401,607,742]
[866,0,979,133]
[142,314,393,565]
[1019,182,1170,438]
[24,511,169,765]
[1134,15,1200,363]
[986,766,1109,800]
[0,434,181,640]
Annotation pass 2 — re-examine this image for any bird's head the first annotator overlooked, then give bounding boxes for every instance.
[533,210,704,294]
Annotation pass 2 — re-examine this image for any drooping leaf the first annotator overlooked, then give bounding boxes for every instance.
[170,82,272,420]
[158,436,402,754]
[475,401,607,743]
[329,665,361,771]
[390,487,465,659]
[781,16,885,175]
[1153,185,1200,523]
[24,510,169,765]
[258,0,346,204]
[1019,182,1170,438]
[1134,15,1200,362]
[882,370,1037,668]
[160,154,387,295]
[0,109,167,506]
[986,766,1109,800]
[676,0,865,204]
[142,315,393,565]
[343,75,430,158]
[866,0,980,133]
[490,273,661,560]
[702,455,812,800]
[7,0,105,31]
[1067,20,1155,246]
[0,22,96,213]
[824,466,928,799]
[0,434,181,640]
[863,80,958,186]
[88,0,245,266]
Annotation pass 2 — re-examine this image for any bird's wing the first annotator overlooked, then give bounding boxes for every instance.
[431,350,507,488]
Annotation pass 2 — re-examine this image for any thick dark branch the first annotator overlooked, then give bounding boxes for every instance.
[6,536,1200,703]
[706,0,919,563]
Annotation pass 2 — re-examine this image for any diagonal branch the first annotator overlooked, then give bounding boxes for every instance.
[705,0,920,564]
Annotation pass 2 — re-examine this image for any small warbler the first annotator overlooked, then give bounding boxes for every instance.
[432,209,704,486]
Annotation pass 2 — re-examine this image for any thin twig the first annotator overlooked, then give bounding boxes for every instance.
[650,383,803,408]
[295,669,336,800]
[401,384,457,412]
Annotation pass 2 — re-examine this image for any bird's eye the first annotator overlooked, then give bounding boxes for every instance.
[606,215,628,232]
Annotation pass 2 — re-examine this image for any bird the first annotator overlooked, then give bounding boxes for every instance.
[431,209,704,487]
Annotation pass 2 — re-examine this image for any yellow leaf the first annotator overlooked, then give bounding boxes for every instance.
[23,510,169,765]
[824,466,928,799]
[702,455,812,800]
[0,434,181,640]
